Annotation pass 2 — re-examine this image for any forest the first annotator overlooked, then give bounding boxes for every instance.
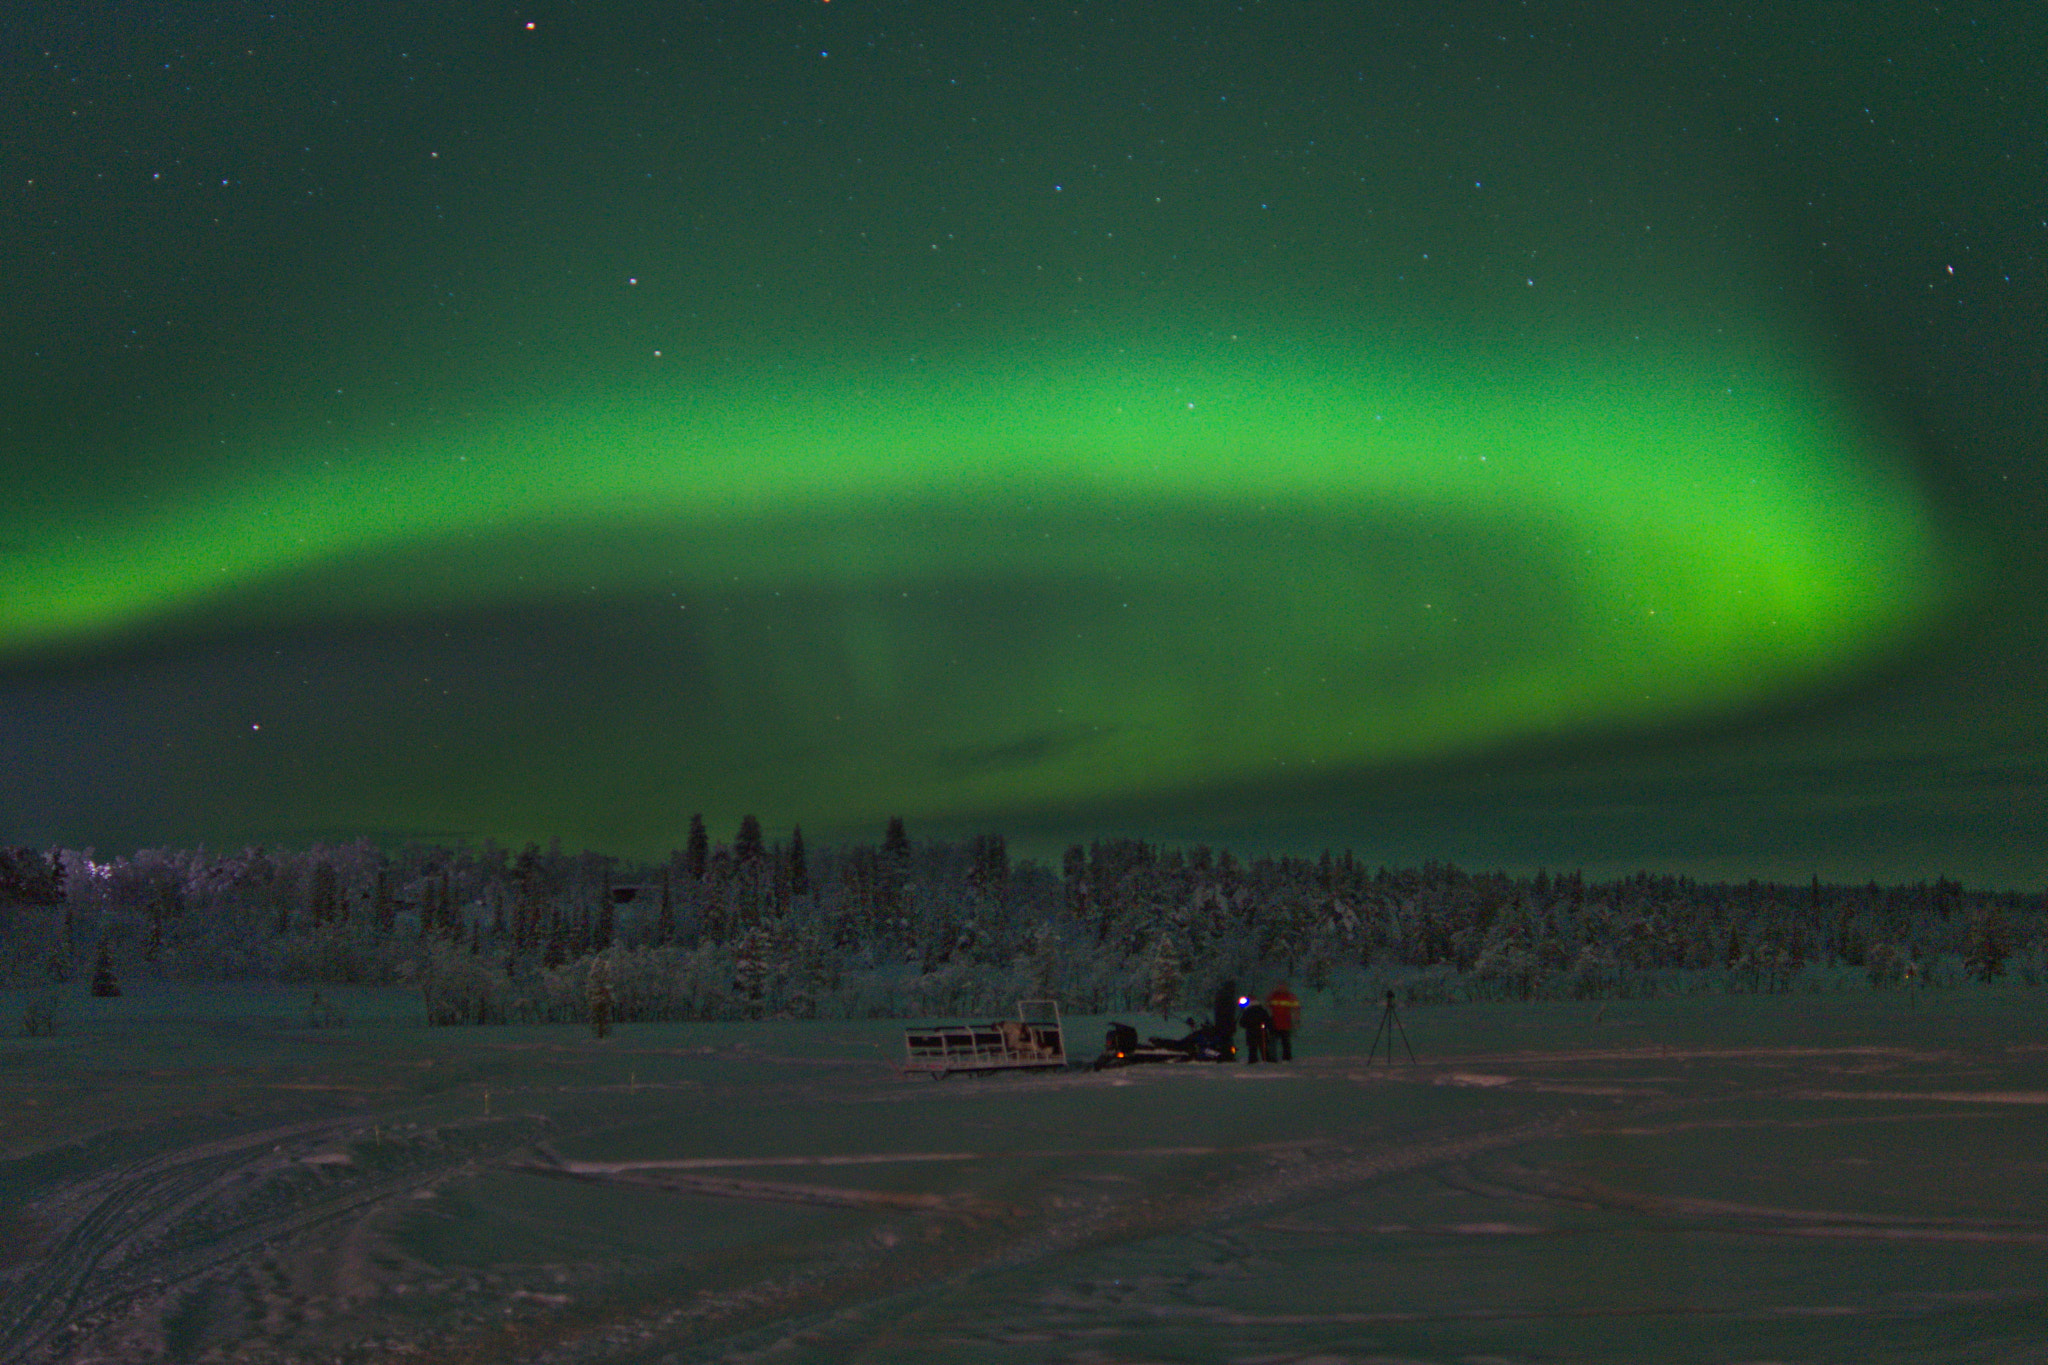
[2,818,2042,1032]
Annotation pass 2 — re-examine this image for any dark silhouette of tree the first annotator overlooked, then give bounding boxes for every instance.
[968,834,1008,896]
[1935,876,1964,920]
[543,908,567,968]
[789,827,810,897]
[735,815,765,865]
[879,817,912,920]
[834,846,878,948]
[686,814,709,880]
[306,860,340,927]
[419,868,457,940]
[90,937,120,997]
[511,846,542,951]
[0,847,63,906]
[1063,844,1089,917]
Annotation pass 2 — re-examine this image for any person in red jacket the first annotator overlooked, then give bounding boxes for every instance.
[1265,984,1301,1061]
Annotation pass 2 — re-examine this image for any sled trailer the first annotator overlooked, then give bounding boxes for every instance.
[902,1000,1067,1076]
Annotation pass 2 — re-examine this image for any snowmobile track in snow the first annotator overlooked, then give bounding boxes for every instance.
[0,1114,547,1365]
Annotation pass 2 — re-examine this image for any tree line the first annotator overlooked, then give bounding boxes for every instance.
[1,824,2042,1028]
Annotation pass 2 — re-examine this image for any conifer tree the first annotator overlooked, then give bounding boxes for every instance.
[512,848,541,951]
[788,826,810,897]
[1964,905,2011,981]
[1024,921,1059,999]
[732,924,767,1013]
[686,814,709,880]
[880,817,912,918]
[1146,930,1183,1020]
[1063,845,1089,916]
[968,833,1008,896]
[735,814,765,864]
[0,847,63,905]
[306,860,340,927]
[543,909,567,968]
[90,937,121,997]
[373,866,397,934]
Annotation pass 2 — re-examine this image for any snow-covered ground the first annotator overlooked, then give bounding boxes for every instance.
[3,986,2044,1363]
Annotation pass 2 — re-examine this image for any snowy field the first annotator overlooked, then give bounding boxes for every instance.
[2,986,2044,1364]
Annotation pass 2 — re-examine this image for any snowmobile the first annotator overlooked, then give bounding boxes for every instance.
[1092,1017,1236,1069]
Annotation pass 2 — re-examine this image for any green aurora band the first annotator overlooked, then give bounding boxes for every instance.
[4,329,1955,834]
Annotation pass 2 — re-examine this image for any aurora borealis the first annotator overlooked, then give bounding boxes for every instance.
[5,2,2042,883]
[0,334,1956,821]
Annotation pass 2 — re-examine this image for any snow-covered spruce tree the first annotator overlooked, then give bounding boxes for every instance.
[731,923,768,1016]
[1569,941,1618,1000]
[420,942,505,1024]
[1472,911,1536,1001]
[1963,904,2012,982]
[786,922,839,1018]
[2013,929,2048,986]
[1145,930,1184,1020]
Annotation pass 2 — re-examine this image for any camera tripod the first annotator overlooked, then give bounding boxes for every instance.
[1366,988,1416,1065]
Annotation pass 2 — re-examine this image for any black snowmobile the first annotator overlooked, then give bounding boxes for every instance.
[1093,1017,1237,1069]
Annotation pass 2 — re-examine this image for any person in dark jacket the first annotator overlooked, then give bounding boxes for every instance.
[1211,980,1239,1058]
[1238,995,1272,1063]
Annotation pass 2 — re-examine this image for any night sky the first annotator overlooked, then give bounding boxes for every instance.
[4,2,2042,886]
